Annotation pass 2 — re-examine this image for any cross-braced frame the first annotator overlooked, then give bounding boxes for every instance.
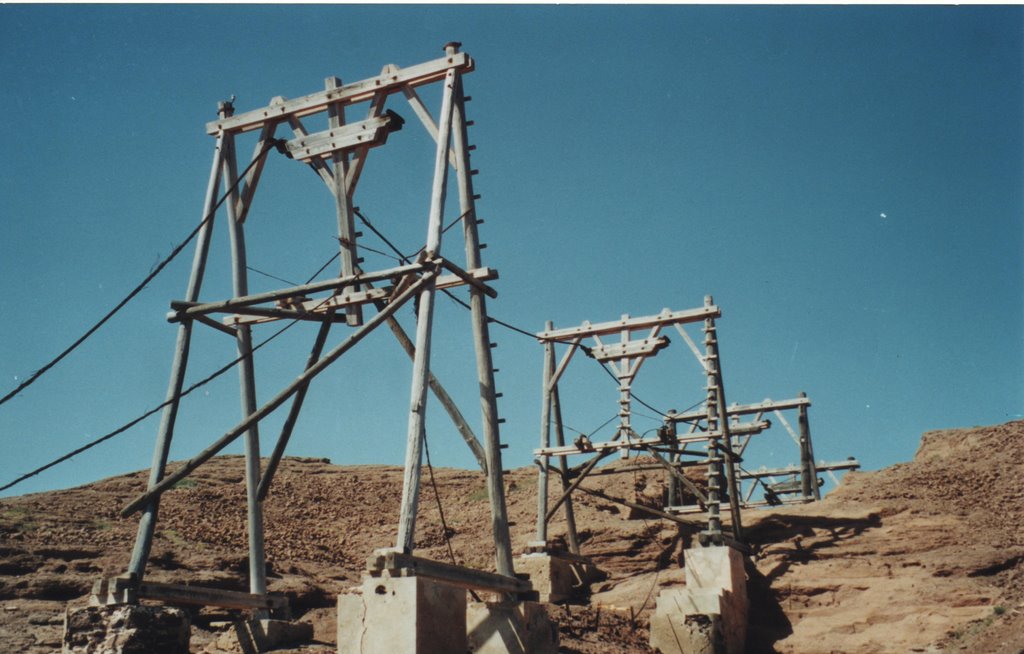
[105,43,518,614]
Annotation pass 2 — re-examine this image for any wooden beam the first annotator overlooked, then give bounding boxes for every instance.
[206,52,473,135]
[368,549,532,595]
[284,113,397,162]
[588,336,670,362]
[167,261,425,321]
[138,580,287,611]
[536,305,720,341]
[666,396,811,423]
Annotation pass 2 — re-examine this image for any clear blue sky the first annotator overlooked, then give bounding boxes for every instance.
[1,5,1021,499]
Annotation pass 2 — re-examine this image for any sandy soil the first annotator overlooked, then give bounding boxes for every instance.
[1,420,1022,653]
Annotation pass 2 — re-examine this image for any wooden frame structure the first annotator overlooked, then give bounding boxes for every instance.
[533,297,860,552]
[534,296,745,548]
[111,43,520,614]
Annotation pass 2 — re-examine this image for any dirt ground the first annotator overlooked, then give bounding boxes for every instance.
[1,420,1022,653]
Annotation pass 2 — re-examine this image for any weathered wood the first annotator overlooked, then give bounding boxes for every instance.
[218,267,498,326]
[368,550,532,595]
[222,125,268,605]
[326,76,363,327]
[137,580,288,611]
[546,337,581,394]
[284,112,396,162]
[537,305,720,341]
[168,261,426,320]
[128,115,227,581]
[449,64,514,577]
[535,432,719,457]
[738,459,860,479]
[588,336,670,362]
[235,117,279,224]
[396,67,457,553]
[536,324,554,543]
[667,396,811,423]
[122,270,436,518]
[206,52,473,135]
[401,84,460,169]
[673,323,707,369]
[550,382,580,554]
[256,313,334,501]
[346,89,388,195]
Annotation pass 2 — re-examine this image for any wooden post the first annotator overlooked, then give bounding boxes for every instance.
[550,382,580,554]
[127,108,227,581]
[222,122,268,607]
[326,76,363,326]
[701,295,743,544]
[798,391,820,500]
[449,49,515,576]
[536,323,555,543]
[395,61,457,554]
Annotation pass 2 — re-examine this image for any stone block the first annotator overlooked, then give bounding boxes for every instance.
[62,604,189,654]
[515,553,603,604]
[337,575,467,654]
[466,600,558,654]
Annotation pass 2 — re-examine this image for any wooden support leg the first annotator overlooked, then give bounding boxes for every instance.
[222,127,267,606]
[396,61,458,554]
[128,114,226,581]
[536,326,555,543]
[551,384,580,554]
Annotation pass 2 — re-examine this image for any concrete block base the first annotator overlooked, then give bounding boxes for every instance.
[203,619,313,654]
[649,545,748,654]
[62,604,189,654]
[515,553,603,604]
[467,600,558,654]
[337,574,467,654]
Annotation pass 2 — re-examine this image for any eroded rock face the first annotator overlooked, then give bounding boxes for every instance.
[63,604,189,654]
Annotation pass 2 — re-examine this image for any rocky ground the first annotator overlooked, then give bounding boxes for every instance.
[1,420,1022,653]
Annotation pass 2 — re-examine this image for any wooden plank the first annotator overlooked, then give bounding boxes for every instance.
[284,113,395,161]
[206,52,473,135]
[537,305,720,341]
[137,580,287,611]
[738,459,860,479]
[368,550,532,595]
[589,336,670,362]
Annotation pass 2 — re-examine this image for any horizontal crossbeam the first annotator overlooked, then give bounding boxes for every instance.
[666,396,811,423]
[368,549,532,595]
[589,336,670,362]
[206,52,473,135]
[167,261,426,322]
[285,112,399,161]
[223,267,498,326]
[738,459,860,479]
[536,305,719,341]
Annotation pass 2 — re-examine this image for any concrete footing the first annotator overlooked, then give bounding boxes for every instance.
[62,604,189,654]
[203,619,313,654]
[649,545,748,654]
[337,574,467,654]
[466,600,559,654]
[515,552,604,604]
